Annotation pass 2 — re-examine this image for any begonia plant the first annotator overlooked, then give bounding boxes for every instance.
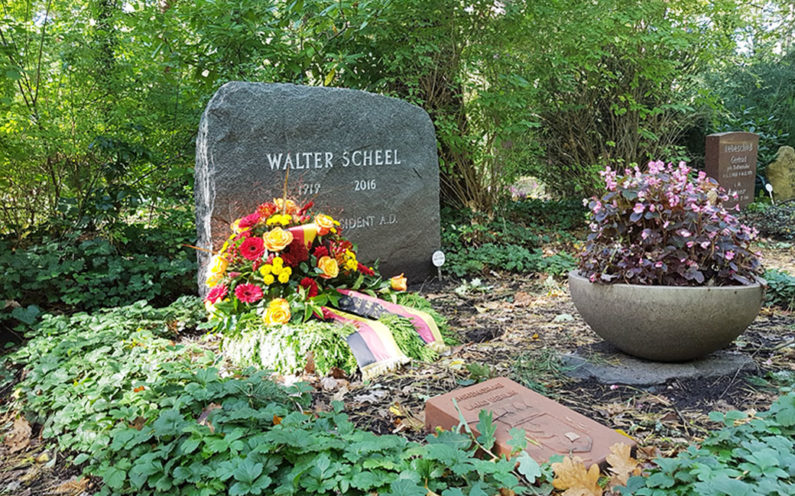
[578,161,764,286]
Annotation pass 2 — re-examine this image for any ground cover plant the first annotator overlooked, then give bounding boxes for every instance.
[2,298,553,495]
[441,199,582,277]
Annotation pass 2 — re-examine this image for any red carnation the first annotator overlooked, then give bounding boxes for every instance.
[298,277,319,298]
[357,263,375,276]
[313,246,329,258]
[238,212,262,230]
[234,283,263,303]
[257,202,277,218]
[205,284,228,304]
[239,237,265,261]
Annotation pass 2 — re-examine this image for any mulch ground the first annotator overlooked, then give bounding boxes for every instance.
[1,241,793,494]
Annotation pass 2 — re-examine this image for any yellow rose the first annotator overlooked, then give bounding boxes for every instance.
[390,273,407,291]
[314,214,335,235]
[209,256,229,275]
[264,298,291,325]
[274,198,299,215]
[263,227,294,252]
[317,256,339,279]
[263,274,275,285]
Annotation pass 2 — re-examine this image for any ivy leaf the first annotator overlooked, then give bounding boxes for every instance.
[233,458,264,484]
[385,479,427,496]
[103,466,127,490]
[475,410,496,451]
[514,451,542,483]
[152,408,185,437]
[507,427,527,453]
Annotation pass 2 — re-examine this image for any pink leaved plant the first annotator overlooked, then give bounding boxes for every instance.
[578,161,765,286]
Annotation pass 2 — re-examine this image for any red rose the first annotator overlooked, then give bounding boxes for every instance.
[313,246,329,258]
[239,237,265,261]
[234,283,263,303]
[205,284,228,304]
[298,277,319,298]
[238,212,261,230]
[357,263,375,276]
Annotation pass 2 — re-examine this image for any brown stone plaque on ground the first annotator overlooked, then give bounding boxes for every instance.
[705,131,759,209]
[424,377,634,466]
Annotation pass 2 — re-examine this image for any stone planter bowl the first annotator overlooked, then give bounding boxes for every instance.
[568,271,764,362]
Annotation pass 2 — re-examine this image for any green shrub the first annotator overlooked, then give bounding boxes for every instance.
[621,390,795,495]
[441,200,581,278]
[765,269,795,311]
[0,229,196,314]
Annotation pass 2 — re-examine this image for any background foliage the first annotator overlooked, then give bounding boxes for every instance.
[2,0,794,239]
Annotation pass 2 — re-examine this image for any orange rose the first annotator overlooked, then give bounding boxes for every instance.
[390,273,407,291]
[274,198,299,215]
[263,227,294,252]
[314,214,335,236]
[317,256,339,279]
[264,298,291,325]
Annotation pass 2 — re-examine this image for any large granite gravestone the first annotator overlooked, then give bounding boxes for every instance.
[425,378,634,465]
[705,132,759,209]
[195,82,441,293]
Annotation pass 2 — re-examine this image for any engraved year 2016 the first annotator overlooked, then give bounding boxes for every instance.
[299,183,321,195]
[354,179,376,191]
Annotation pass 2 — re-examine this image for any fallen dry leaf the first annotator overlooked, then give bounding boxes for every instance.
[551,456,602,496]
[513,291,534,306]
[606,443,640,487]
[129,416,146,430]
[5,416,32,453]
[197,403,222,433]
[51,477,89,495]
[304,351,316,374]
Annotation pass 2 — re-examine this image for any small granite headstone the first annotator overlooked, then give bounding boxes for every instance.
[424,377,634,465]
[195,82,441,293]
[766,146,795,201]
[705,131,759,209]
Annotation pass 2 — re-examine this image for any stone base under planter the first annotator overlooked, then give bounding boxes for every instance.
[562,342,756,385]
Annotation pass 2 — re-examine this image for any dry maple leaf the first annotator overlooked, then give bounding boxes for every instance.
[606,443,640,487]
[5,416,32,453]
[551,456,603,496]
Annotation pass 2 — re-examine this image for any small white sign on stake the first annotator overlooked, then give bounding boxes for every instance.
[432,250,445,280]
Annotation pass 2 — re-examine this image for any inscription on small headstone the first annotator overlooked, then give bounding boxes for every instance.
[424,377,634,465]
[705,131,759,209]
[195,82,441,293]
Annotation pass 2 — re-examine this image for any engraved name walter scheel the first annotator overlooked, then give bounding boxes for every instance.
[195,82,441,296]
